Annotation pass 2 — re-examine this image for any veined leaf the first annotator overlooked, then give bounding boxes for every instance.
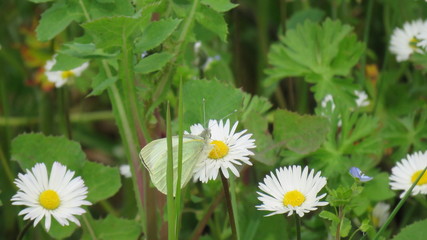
[135,18,182,52]
[201,0,238,12]
[81,215,141,240]
[134,52,173,74]
[196,5,228,42]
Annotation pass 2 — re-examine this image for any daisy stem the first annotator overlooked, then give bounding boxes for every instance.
[82,215,98,240]
[58,87,72,139]
[16,220,33,240]
[373,166,427,240]
[220,172,238,240]
[336,206,344,240]
[0,147,15,188]
[294,214,301,240]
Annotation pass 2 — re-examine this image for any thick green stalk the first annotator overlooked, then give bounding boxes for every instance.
[175,80,184,238]
[294,215,301,240]
[166,103,176,240]
[229,176,240,240]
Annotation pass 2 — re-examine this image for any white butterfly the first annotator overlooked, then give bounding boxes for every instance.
[139,128,212,195]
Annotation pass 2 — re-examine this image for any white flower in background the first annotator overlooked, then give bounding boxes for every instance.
[372,202,390,228]
[354,90,370,107]
[44,55,89,88]
[11,162,91,231]
[194,41,202,54]
[389,151,427,198]
[389,19,427,62]
[119,164,132,178]
[188,119,256,183]
[256,165,328,217]
[202,55,221,71]
[321,94,335,110]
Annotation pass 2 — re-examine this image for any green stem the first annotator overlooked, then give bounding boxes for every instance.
[190,191,224,240]
[294,214,301,240]
[166,103,176,240]
[220,172,237,240]
[175,80,184,238]
[99,200,119,217]
[373,166,427,240]
[336,206,343,240]
[153,0,199,100]
[360,0,374,86]
[0,147,15,188]
[16,220,33,240]
[82,215,98,240]
[59,87,72,139]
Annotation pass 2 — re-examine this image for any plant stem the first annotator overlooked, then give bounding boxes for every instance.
[336,206,344,240]
[220,172,237,240]
[294,214,301,240]
[166,103,176,240]
[16,220,33,240]
[59,87,72,139]
[0,147,15,188]
[190,191,224,240]
[360,0,374,86]
[82,215,98,240]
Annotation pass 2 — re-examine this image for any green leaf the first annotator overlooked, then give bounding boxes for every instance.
[319,210,339,223]
[201,0,238,12]
[11,133,86,170]
[51,53,88,71]
[83,16,143,49]
[195,5,228,42]
[61,42,119,59]
[265,19,364,100]
[134,52,173,74]
[340,218,352,237]
[36,0,83,41]
[82,161,121,203]
[286,8,325,30]
[182,80,244,128]
[88,76,118,97]
[392,219,427,240]
[88,0,135,19]
[135,18,182,52]
[29,0,53,3]
[362,173,395,202]
[273,110,329,154]
[48,220,78,239]
[82,215,142,240]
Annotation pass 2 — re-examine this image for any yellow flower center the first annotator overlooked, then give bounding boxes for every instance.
[411,170,427,185]
[372,215,380,228]
[409,37,419,50]
[39,190,61,210]
[283,190,305,207]
[61,70,75,79]
[208,140,229,159]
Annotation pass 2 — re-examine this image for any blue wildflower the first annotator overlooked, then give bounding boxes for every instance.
[349,167,373,182]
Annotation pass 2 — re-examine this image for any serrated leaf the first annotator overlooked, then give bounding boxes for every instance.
[88,0,135,19]
[82,215,141,240]
[51,53,88,71]
[183,80,244,128]
[11,133,86,170]
[134,52,173,74]
[36,0,82,41]
[392,219,427,240]
[265,19,364,100]
[201,0,238,12]
[319,210,340,223]
[61,42,119,59]
[88,76,118,97]
[83,16,142,49]
[273,110,329,154]
[195,5,228,42]
[82,161,121,203]
[135,18,182,52]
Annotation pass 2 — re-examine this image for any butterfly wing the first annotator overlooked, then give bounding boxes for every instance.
[139,136,211,195]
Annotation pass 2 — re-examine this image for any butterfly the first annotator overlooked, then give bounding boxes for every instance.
[139,128,212,195]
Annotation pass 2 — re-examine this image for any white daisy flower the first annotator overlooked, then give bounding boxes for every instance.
[389,19,427,62]
[44,55,89,88]
[188,119,256,183]
[372,202,390,228]
[119,164,132,178]
[256,165,328,217]
[390,151,427,198]
[11,162,91,231]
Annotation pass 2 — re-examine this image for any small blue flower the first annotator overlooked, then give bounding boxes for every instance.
[349,167,373,182]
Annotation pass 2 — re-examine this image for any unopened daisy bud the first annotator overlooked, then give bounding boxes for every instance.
[256,165,328,217]
[11,162,91,231]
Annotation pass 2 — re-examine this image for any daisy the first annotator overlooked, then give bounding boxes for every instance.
[389,19,427,62]
[188,119,256,182]
[354,90,370,108]
[44,55,89,88]
[371,202,390,228]
[11,162,91,231]
[389,151,427,198]
[256,165,328,217]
